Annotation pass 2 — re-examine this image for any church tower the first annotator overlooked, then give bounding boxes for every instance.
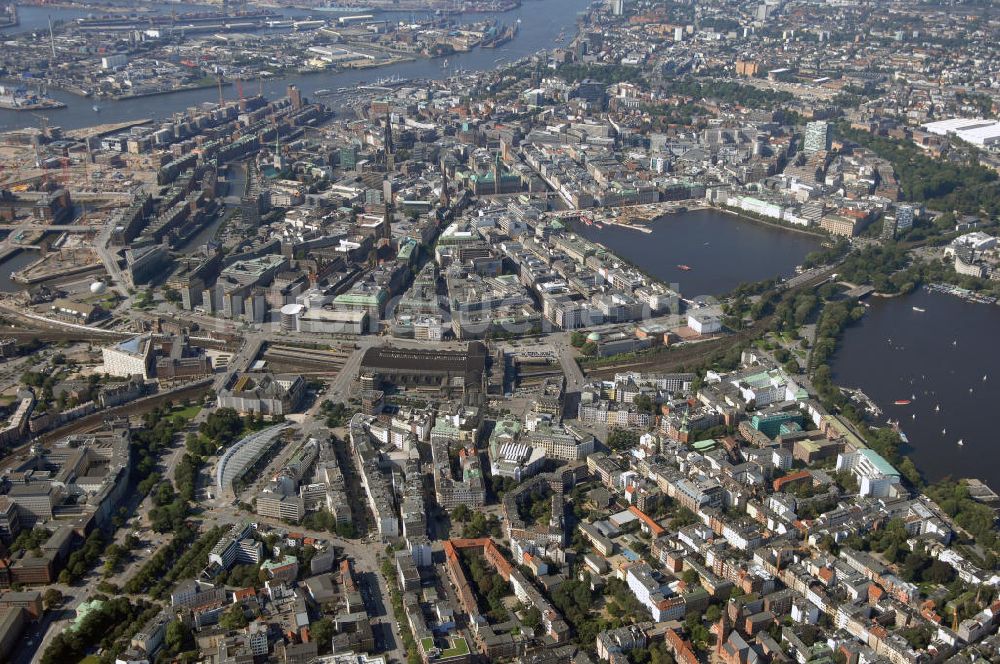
[439,158,451,207]
[384,111,395,171]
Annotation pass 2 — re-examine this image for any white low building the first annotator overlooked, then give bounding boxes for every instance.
[688,312,722,335]
[836,448,901,498]
[102,335,153,379]
[922,118,1000,149]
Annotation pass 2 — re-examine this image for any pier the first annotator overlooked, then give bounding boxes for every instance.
[926,282,998,305]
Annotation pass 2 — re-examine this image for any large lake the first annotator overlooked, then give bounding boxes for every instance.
[832,288,1000,484]
[572,209,823,298]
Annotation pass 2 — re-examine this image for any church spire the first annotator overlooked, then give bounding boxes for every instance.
[492,152,502,195]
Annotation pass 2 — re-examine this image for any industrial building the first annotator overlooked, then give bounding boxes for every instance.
[358,342,487,403]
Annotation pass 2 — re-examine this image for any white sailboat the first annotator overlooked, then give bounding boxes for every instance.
[957,439,964,447]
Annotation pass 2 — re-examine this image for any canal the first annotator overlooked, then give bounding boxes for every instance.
[178,161,247,250]
[832,288,1000,484]
[571,209,824,298]
[0,0,589,131]
[0,249,41,292]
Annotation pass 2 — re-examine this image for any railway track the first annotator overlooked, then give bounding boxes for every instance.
[0,327,132,343]
[583,266,838,379]
[1,380,213,470]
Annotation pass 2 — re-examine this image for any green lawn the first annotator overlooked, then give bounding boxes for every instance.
[442,637,470,657]
[422,631,470,657]
[172,405,202,421]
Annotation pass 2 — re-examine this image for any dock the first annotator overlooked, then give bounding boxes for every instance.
[925,282,998,305]
[841,386,883,419]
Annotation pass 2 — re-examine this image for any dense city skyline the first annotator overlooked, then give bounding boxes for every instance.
[0,0,998,663]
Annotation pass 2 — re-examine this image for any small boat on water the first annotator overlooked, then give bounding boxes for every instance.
[93,104,100,112]
[593,223,604,229]
[893,399,911,405]
[912,306,926,313]
[935,404,940,412]
[676,264,692,271]
[957,439,964,447]
[899,431,909,443]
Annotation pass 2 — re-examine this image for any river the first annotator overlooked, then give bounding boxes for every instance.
[571,209,823,298]
[0,2,222,34]
[832,288,1000,484]
[0,0,587,131]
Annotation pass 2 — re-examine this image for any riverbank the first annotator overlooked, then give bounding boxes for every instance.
[64,118,153,141]
[0,99,66,111]
[0,0,590,131]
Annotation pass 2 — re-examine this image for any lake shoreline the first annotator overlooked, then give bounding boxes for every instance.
[831,287,1000,484]
[712,204,830,239]
[573,208,823,298]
